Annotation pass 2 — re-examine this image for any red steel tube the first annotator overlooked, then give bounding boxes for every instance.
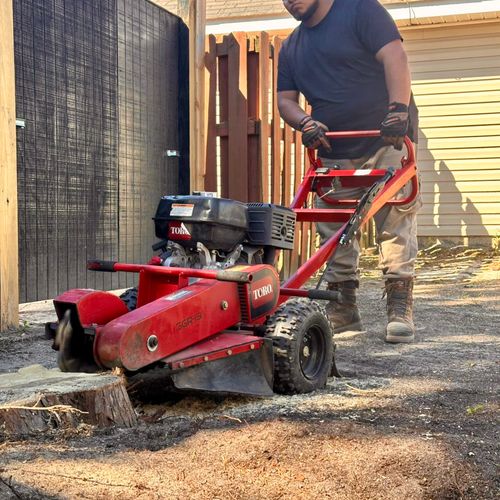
[88,262,253,283]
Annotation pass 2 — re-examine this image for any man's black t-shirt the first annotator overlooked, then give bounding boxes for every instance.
[278,0,418,159]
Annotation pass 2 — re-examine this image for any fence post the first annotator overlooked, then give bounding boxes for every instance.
[178,0,206,193]
[0,1,19,330]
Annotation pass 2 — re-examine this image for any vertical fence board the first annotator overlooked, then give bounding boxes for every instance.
[271,36,282,206]
[282,125,293,207]
[282,123,293,276]
[218,43,229,198]
[247,49,260,201]
[227,32,248,202]
[310,224,317,265]
[301,223,311,270]
[291,133,303,271]
[204,35,217,192]
[258,32,270,203]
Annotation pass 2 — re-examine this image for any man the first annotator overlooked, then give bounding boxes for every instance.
[278,0,421,343]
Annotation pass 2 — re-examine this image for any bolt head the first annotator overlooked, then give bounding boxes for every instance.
[147,335,159,352]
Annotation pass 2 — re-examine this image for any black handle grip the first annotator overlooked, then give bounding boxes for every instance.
[307,290,341,302]
[87,260,116,272]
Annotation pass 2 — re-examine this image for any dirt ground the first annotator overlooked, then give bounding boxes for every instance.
[0,246,498,499]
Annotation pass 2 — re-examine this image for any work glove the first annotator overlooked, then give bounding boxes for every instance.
[299,116,332,152]
[380,102,409,151]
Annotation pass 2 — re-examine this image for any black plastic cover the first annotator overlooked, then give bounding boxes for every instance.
[154,196,248,250]
[246,204,296,250]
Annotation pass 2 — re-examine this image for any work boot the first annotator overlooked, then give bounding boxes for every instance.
[325,280,363,333]
[385,278,415,343]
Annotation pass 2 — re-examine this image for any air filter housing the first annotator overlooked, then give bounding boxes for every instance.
[246,203,296,250]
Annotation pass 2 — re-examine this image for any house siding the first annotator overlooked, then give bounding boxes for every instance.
[403,20,500,242]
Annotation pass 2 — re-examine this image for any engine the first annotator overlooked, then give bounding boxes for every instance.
[153,195,296,270]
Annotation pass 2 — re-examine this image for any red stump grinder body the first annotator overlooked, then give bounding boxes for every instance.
[49,132,418,397]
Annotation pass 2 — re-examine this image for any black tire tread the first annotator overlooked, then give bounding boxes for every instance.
[264,298,333,395]
[120,287,138,311]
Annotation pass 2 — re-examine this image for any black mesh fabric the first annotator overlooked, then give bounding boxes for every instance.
[14,0,188,301]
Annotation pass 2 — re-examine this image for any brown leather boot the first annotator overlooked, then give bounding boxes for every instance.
[385,278,415,343]
[325,280,363,333]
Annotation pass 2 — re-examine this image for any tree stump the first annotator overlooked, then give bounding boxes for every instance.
[0,365,137,436]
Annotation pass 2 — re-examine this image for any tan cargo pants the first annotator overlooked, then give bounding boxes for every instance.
[315,145,422,283]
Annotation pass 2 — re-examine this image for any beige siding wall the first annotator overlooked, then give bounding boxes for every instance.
[402,21,500,243]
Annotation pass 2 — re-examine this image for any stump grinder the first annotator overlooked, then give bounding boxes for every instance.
[47,131,418,396]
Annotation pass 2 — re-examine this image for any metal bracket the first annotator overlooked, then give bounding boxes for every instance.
[164,149,180,158]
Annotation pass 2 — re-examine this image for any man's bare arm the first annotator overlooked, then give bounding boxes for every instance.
[376,39,411,106]
[376,39,411,149]
[277,90,309,129]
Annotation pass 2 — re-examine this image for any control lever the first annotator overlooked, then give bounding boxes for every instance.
[339,167,395,246]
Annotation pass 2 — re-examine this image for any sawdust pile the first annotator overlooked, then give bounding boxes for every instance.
[1,420,472,500]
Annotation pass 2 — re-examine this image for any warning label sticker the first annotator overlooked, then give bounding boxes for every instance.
[170,203,194,217]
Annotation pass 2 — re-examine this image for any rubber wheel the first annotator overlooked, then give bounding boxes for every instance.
[120,287,138,311]
[264,298,334,394]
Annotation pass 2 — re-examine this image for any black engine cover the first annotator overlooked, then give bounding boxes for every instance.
[154,196,248,250]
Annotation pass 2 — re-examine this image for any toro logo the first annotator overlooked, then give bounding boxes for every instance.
[251,278,275,308]
[168,222,191,240]
[253,284,273,301]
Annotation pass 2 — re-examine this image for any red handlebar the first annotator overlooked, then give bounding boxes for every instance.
[306,130,415,169]
[325,130,381,138]
[303,130,418,207]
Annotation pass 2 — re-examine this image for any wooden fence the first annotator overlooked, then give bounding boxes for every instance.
[203,32,317,276]
[203,32,375,278]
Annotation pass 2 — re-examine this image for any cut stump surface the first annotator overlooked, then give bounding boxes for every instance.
[0,365,137,436]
